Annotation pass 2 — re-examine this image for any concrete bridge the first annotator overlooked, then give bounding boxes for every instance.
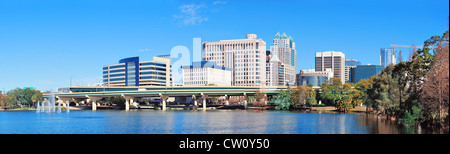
[44,86,288,111]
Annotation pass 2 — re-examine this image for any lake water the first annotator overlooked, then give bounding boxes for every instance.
[0,110,444,134]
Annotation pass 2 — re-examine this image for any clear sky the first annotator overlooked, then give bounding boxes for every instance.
[0,0,448,92]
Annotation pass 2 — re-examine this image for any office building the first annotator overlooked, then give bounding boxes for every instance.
[202,34,267,86]
[296,69,333,87]
[181,61,232,86]
[345,59,361,83]
[103,55,172,86]
[350,65,384,83]
[266,55,295,86]
[315,51,345,82]
[268,32,297,86]
[380,48,396,67]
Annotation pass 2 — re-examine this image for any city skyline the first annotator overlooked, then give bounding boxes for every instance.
[0,0,448,92]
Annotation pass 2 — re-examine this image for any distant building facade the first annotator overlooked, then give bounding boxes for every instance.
[296,69,333,87]
[350,65,384,83]
[380,48,396,67]
[103,56,172,86]
[265,55,295,86]
[315,51,345,82]
[181,61,232,86]
[202,34,267,86]
[345,59,361,83]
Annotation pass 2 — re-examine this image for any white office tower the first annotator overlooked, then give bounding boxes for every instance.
[269,32,297,86]
[315,51,346,82]
[181,61,232,86]
[202,34,267,86]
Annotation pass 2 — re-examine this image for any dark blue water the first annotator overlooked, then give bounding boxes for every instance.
[0,110,410,134]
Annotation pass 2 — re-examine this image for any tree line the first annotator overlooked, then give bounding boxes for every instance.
[0,88,44,109]
[270,29,448,128]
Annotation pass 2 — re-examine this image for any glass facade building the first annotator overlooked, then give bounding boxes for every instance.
[345,59,361,83]
[297,76,328,87]
[380,48,396,67]
[350,65,384,83]
[103,56,171,86]
[296,69,331,87]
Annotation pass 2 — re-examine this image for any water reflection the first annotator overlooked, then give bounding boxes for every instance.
[0,110,447,134]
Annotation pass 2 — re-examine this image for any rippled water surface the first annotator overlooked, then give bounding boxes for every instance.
[0,110,443,134]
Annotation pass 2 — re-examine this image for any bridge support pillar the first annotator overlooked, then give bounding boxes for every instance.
[264,94,268,105]
[225,95,229,106]
[121,94,135,111]
[86,95,102,111]
[243,93,248,110]
[192,95,198,110]
[201,93,208,111]
[160,93,169,111]
[57,97,72,112]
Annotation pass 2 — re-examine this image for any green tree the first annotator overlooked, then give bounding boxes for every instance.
[399,100,424,127]
[366,66,401,117]
[307,97,317,106]
[270,89,291,110]
[320,78,343,106]
[3,88,44,108]
[353,78,372,110]
[336,95,352,113]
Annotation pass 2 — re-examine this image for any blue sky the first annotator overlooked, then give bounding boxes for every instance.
[0,0,448,92]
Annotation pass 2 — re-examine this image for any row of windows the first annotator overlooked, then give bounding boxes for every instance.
[110,65,125,69]
[234,80,260,84]
[110,69,125,73]
[235,76,260,80]
[184,81,208,85]
[140,71,166,75]
[140,67,166,71]
[110,73,125,78]
[140,62,166,67]
[110,78,125,82]
[205,43,257,52]
[140,76,166,80]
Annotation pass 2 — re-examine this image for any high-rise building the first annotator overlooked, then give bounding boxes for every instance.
[350,65,384,83]
[269,32,297,86]
[181,61,232,86]
[202,34,267,86]
[103,55,172,87]
[344,59,361,83]
[315,51,345,82]
[380,48,396,67]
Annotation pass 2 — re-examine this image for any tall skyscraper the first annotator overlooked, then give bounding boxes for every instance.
[315,51,345,82]
[202,34,267,86]
[267,32,297,86]
[380,48,396,67]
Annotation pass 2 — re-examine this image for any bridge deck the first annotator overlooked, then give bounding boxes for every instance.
[44,86,287,98]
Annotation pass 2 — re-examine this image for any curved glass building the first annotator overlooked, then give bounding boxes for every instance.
[296,69,331,87]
